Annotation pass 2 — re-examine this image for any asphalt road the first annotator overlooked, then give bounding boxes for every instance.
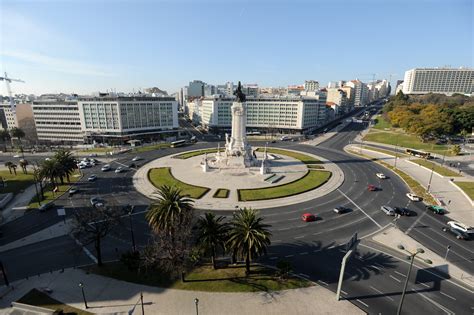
[1,114,472,314]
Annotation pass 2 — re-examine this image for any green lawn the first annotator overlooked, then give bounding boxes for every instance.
[307,164,324,169]
[29,171,82,209]
[213,188,230,198]
[411,159,461,177]
[17,289,92,315]
[174,148,224,159]
[347,150,437,204]
[148,167,210,199]
[363,130,453,156]
[0,170,34,195]
[454,182,474,201]
[134,143,171,153]
[373,115,393,130]
[256,148,322,164]
[238,170,331,201]
[85,262,311,292]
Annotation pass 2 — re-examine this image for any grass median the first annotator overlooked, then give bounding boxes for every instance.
[28,171,82,209]
[0,170,34,195]
[256,148,322,164]
[454,182,474,201]
[213,188,230,198]
[238,170,331,201]
[85,262,311,292]
[134,143,171,153]
[148,167,209,199]
[410,159,461,177]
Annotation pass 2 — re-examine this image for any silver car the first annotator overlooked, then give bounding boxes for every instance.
[381,205,395,216]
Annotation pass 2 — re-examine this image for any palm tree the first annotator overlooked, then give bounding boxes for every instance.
[0,130,10,152]
[19,159,29,174]
[227,207,272,275]
[146,185,194,235]
[10,127,25,143]
[196,212,229,269]
[54,149,77,183]
[11,163,17,175]
[4,161,13,174]
[39,159,61,188]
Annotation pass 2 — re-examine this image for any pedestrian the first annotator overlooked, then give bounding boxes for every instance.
[448,200,451,205]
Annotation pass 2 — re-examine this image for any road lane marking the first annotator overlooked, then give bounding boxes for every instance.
[369,285,394,301]
[394,271,406,278]
[270,257,278,260]
[417,282,430,288]
[294,235,305,239]
[439,292,456,301]
[299,273,310,278]
[299,252,308,255]
[411,288,454,315]
[370,265,382,271]
[356,299,369,307]
[390,275,402,283]
[340,290,347,295]
[273,240,282,243]
[337,189,382,228]
[317,280,328,286]
[285,254,294,258]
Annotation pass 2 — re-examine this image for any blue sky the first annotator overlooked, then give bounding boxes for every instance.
[1,0,472,95]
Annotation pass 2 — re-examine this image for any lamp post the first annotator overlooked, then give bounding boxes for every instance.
[396,246,429,315]
[78,282,88,309]
[426,158,435,193]
[194,298,199,315]
[128,205,136,252]
[444,245,451,261]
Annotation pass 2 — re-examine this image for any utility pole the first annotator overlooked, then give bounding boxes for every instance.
[336,233,358,301]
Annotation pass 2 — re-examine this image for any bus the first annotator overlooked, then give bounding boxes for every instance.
[170,140,186,148]
[405,148,431,159]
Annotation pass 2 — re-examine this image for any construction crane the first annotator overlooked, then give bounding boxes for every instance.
[0,72,25,117]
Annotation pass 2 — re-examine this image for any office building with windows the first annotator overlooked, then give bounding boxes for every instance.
[402,68,473,95]
[78,95,178,143]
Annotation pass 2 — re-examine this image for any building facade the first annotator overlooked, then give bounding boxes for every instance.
[198,95,327,134]
[32,99,83,143]
[304,80,319,91]
[345,80,368,107]
[402,68,473,95]
[78,96,178,143]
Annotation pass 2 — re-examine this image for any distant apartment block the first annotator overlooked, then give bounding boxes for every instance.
[402,68,473,95]
[304,80,319,92]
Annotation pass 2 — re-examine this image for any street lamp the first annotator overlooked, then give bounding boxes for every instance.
[128,205,137,252]
[396,246,429,315]
[426,158,435,193]
[78,282,88,309]
[194,298,199,315]
[444,245,451,261]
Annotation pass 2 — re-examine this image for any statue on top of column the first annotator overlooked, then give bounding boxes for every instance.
[234,81,246,103]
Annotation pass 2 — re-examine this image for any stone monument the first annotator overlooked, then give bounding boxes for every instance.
[223,81,256,168]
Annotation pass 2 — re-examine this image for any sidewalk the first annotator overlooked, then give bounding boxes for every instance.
[0,268,363,315]
[371,226,473,289]
[346,145,474,226]
[0,184,37,225]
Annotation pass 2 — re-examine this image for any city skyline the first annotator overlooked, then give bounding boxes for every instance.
[1,0,472,95]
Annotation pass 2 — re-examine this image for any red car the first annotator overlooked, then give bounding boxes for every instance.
[368,184,378,191]
[301,213,317,222]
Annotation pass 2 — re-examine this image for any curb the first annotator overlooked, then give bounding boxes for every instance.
[449,180,474,207]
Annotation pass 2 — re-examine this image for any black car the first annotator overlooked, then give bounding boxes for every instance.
[394,207,412,216]
[334,206,350,214]
[442,227,472,240]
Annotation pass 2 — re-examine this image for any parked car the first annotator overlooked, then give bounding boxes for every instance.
[78,164,87,169]
[115,166,123,173]
[406,193,422,202]
[368,184,379,191]
[442,227,472,240]
[334,206,350,214]
[89,153,98,157]
[380,205,395,216]
[393,207,412,216]
[39,202,54,212]
[13,154,20,158]
[447,221,474,234]
[301,213,317,222]
[87,174,97,182]
[101,164,111,171]
[376,173,388,179]
[426,205,445,215]
[69,188,79,196]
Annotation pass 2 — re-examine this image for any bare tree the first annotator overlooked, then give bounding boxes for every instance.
[72,205,122,266]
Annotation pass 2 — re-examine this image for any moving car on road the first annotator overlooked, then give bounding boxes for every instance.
[90,197,104,208]
[406,193,422,201]
[376,173,387,179]
[447,221,474,234]
[334,206,350,214]
[368,184,379,191]
[393,207,412,216]
[87,174,97,182]
[39,202,54,212]
[301,213,317,222]
[380,205,395,216]
[69,188,79,196]
[101,164,111,171]
[132,156,141,161]
[426,205,445,215]
[442,226,472,240]
[115,166,124,173]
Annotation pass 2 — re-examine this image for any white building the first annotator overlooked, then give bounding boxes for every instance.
[78,96,178,143]
[304,80,319,92]
[345,80,368,107]
[32,99,83,143]
[186,98,202,125]
[402,68,473,95]
[199,95,327,134]
[0,103,17,130]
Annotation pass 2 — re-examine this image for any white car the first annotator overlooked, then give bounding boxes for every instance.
[376,173,387,179]
[87,174,97,181]
[115,167,123,173]
[101,164,111,171]
[78,164,87,169]
[13,154,20,158]
[132,156,141,161]
[447,221,474,234]
[406,193,422,202]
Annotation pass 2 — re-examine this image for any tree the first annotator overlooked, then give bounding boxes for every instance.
[196,212,229,269]
[72,205,121,266]
[19,159,29,174]
[0,130,10,152]
[227,207,272,275]
[451,144,461,156]
[9,127,25,142]
[54,150,77,183]
[4,162,13,174]
[32,163,45,201]
[10,163,17,175]
[39,159,61,188]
